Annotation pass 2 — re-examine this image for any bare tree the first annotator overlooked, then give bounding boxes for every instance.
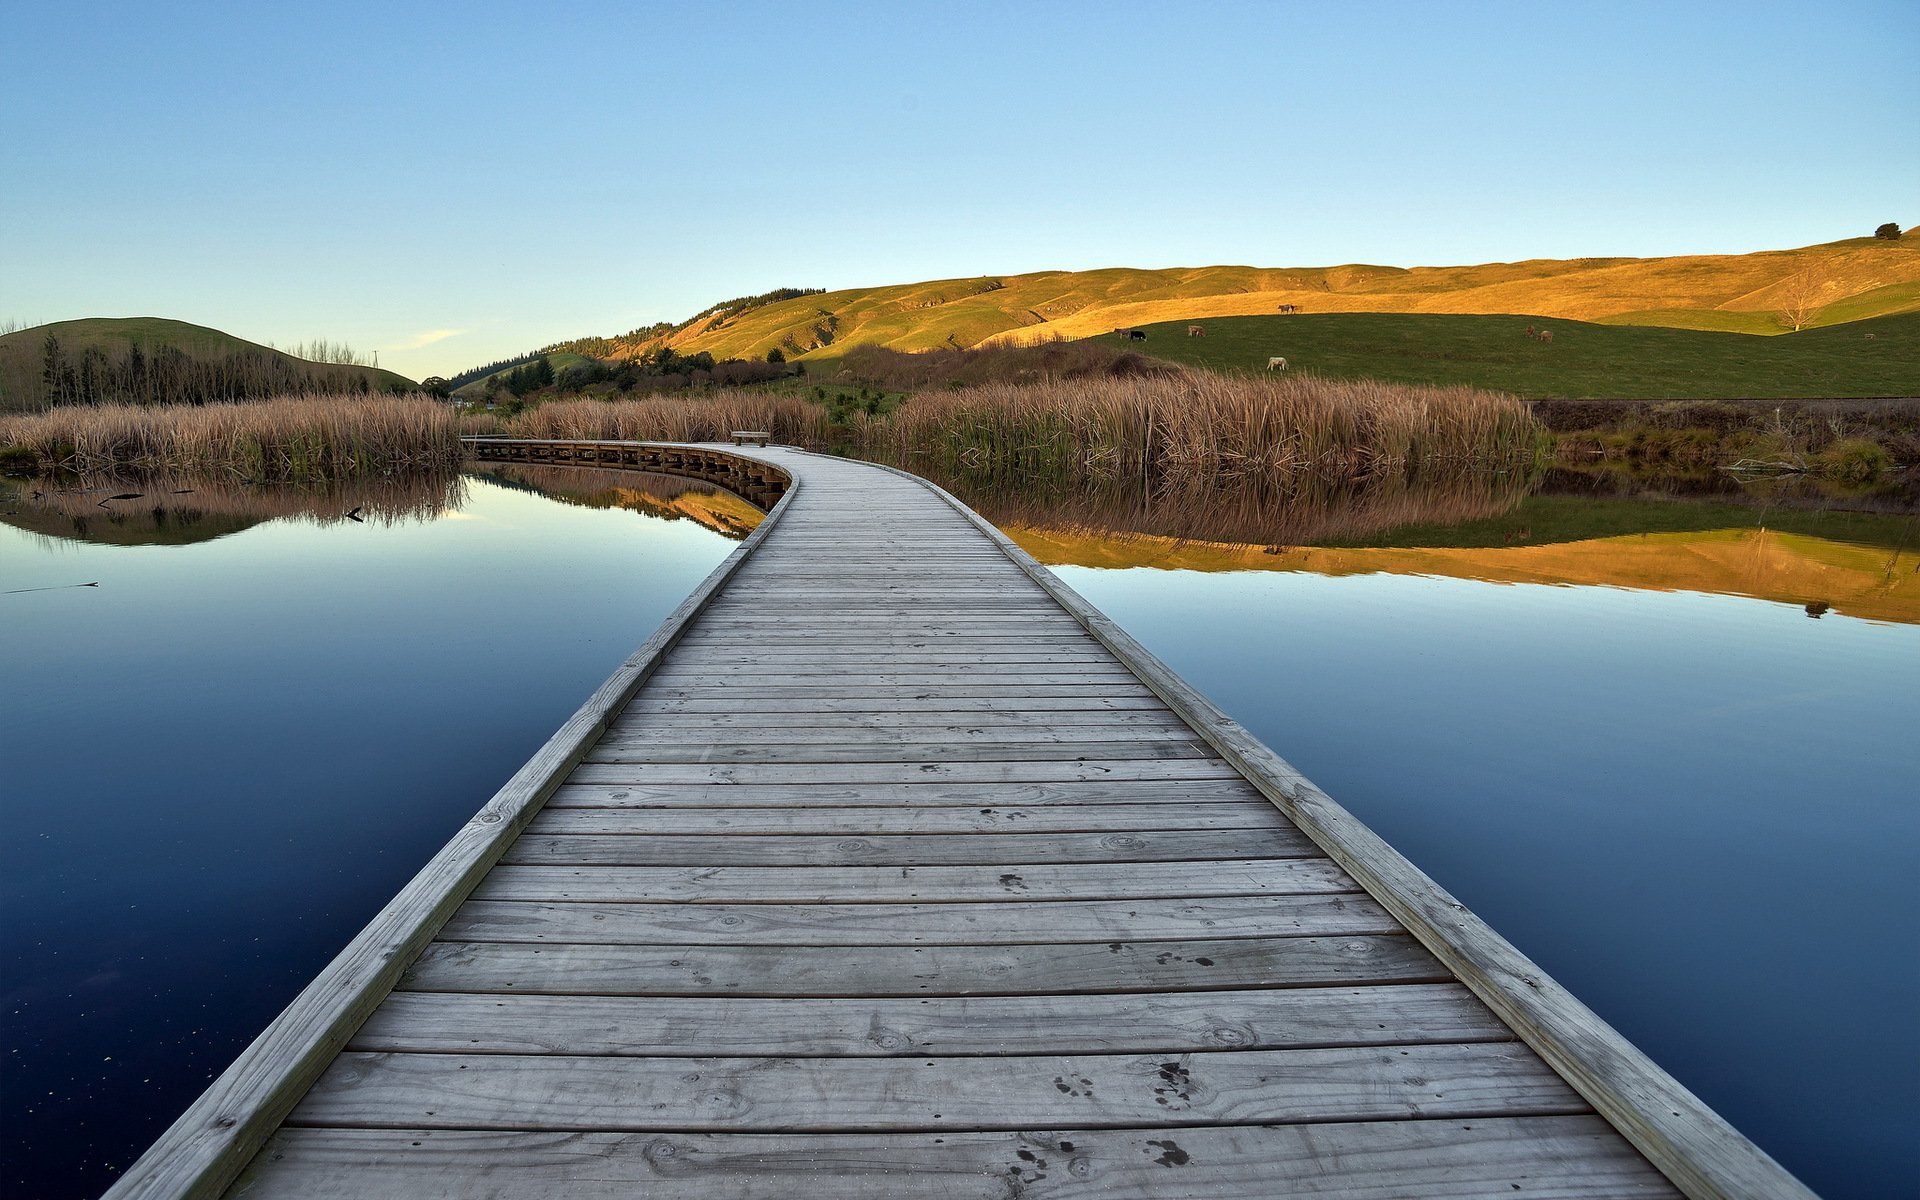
[1775,267,1827,332]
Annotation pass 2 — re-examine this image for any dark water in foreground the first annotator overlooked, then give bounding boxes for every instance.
[2,461,1915,1199]
[1,469,749,1199]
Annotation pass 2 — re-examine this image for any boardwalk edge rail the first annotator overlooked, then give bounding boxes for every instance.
[99,447,797,1200]
[841,450,1816,1200]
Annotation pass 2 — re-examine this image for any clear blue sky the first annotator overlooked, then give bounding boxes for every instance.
[4,0,1915,380]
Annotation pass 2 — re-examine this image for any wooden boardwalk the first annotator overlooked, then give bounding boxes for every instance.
[107,443,1813,1199]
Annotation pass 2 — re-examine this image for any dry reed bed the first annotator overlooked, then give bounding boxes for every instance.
[856,373,1535,482]
[498,394,833,446]
[0,395,463,478]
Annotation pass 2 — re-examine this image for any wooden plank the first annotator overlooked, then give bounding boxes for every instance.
[351,983,1504,1055]
[469,858,1355,904]
[401,935,1439,996]
[900,456,1816,1199]
[594,725,1204,746]
[525,800,1288,835]
[498,828,1318,867]
[288,1042,1586,1132]
[236,1116,1680,1200]
[583,740,1213,765]
[439,893,1398,946]
[622,694,1173,714]
[544,779,1269,808]
[564,760,1246,785]
[623,684,1163,702]
[606,709,1191,731]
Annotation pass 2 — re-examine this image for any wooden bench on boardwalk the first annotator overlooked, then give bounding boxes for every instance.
[102,441,1816,1200]
[728,429,771,447]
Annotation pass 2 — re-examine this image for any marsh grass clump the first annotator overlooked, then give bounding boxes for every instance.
[854,371,1535,486]
[1814,437,1893,483]
[0,395,463,479]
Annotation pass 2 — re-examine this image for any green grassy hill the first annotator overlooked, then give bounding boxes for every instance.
[1097,310,1920,399]
[546,233,1920,366]
[0,318,414,409]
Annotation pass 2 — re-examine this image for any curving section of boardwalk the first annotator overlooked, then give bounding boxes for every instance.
[106,443,1811,1200]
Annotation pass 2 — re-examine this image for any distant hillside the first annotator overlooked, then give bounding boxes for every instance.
[0,318,415,410]
[544,233,1919,365]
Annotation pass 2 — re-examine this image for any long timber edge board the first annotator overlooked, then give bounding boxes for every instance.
[97,439,1813,1200]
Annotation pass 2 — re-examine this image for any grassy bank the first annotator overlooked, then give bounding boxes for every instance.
[1113,310,1920,399]
[0,395,462,478]
[1532,397,1920,480]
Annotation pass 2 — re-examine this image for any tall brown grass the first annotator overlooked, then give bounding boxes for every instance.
[852,372,1536,483]
[499,393,833,446]
[0,395,463,478]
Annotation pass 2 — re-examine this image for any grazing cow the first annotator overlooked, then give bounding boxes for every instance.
[1267,356,1289,370]
[1277,304,1299,313]
[1524,324,1537,338]
[1127,329,1148,341]
[1538,329,1554,343]
[1188,325,1206,337]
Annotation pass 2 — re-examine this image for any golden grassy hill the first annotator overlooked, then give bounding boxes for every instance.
[591,233,1920,364]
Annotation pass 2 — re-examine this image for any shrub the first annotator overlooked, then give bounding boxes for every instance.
[1875,223,1902,240]
[1814,437,1892,482]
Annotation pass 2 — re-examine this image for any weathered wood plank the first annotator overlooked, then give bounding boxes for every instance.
[440,892,1394,945]
[623,694,1173,714]
[351,983,1504,1056]
[469,858,1354,904]
[525,800,1287,835]
[498,828,1317,867]
[598,721,1198,742]
[288,1043,1586,1132]
[235,1117,1680,1200]
[565,760,1246,785]
[401,935,1440,996]
[544,778,1268,808]
[583,739,1214,765]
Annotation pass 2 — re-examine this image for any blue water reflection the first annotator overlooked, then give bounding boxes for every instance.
[1,474,741,1200]
[1054,564,1919,1200]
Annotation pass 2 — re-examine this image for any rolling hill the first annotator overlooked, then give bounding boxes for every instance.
[544,232,1920,366]
[0,318,415,409]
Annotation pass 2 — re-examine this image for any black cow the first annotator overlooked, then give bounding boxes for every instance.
[1126,329,1148,341]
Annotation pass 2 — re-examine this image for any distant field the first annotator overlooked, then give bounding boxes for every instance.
[1107,311,1920,399]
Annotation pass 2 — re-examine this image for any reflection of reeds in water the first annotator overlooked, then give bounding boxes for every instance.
[923,464,1535,546]
[0,396,463,479]
[1,470,465,547]
[476,464,765,540]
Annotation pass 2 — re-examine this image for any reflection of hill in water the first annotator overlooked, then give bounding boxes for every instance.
[1001,471,1920,626]
[0,472,463,547]
[909,458,1919,624]
[473,465,765,540]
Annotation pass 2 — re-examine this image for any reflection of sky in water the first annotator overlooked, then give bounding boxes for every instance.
[1055,564,1918,1200]
[0,476,739,1200]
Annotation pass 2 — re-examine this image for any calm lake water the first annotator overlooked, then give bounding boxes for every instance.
[1,467,752,1200]
[3,461,1915,1199]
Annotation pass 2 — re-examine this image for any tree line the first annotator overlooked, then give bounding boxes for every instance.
[29,334,403,409]
[479,347,793,401]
